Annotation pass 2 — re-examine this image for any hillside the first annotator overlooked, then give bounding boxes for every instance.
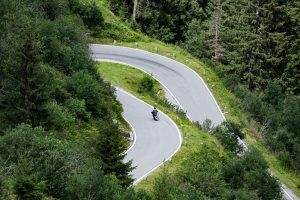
[0,0,298,199]
[93,0,300,198]
[0,0,143,199]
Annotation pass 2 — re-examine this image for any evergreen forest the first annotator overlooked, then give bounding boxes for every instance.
[0,0,299,199]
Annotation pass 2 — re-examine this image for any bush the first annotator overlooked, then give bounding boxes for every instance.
[45,101,75,130]
[201,118,213,132]
[234,86,269,122]
[222,161,245,189]
[245,169,281,200]
[225,120,245,139]
[29,0,69,20]
[223,149,282,200]
[64,98,91,121]
[264,81,284,107]
[138,75,154,93]
[228,190,259,200]
[69,0,104,31]
[65,70,110,117]
[241,148,268,171]
[278,150,292,168]
[14,174,46,200]
[212,121,244,154]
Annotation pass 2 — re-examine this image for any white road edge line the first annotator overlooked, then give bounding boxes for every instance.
[91,45,294,199]
[123,116,137,155]
[116,87,182,185]
[94,58,191,120]
[281,186,295,200]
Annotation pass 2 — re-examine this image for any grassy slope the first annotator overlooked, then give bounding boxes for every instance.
[93,1,300,196]
[92,0,150,43]
[97,62,226,191]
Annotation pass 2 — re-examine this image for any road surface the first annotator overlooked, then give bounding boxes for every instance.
[90,44,299,200]
[116,88,181,185]
[90,44,225,125]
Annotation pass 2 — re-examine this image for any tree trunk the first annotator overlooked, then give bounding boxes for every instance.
[210,0,224,61]
[132,0,138,21]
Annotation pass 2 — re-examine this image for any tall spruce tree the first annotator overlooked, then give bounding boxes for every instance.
[92,122,134,188]
[232,0,290,91]
[285,0,300,94]
[0,2,53,130]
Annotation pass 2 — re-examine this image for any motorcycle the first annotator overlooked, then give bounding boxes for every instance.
[151,111,159,121]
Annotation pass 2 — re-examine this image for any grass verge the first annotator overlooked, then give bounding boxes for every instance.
[97,62,226,191]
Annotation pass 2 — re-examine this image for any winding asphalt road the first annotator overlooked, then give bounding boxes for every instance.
[116,88,181,185]
[90,44,225,125]
[90,45,299,200]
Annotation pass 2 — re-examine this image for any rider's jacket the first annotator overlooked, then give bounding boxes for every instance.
[152,109,158,116]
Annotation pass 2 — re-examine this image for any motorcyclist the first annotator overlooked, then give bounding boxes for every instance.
[151,107,158,118]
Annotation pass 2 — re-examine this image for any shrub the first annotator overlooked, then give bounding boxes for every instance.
[13,175,46,200]
[241,148,268,171]
[45,101,75,130]
[264,81,284,107]
[30,0,69,20]
[138,75,154,93]
[201,118,213,132]
[212,121,244,154]
[64,98,91,121]
[69,0,104,31]
[65,70,109,117]
[224,120,245,139]
[222,161,245,189]
[234,86,269,122]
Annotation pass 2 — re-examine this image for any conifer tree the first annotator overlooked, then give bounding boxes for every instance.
[92,122,134,188]
[0,3,53,130]
[285,0,300,94]
[236,0,290,90]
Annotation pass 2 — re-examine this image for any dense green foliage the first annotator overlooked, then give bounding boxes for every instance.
[138,75,155,93]
[0,0,289,198]
[234,85,300,173]
[0,0,147,198]
[110,0,300,174]
[110,0,208,43]
[212,121,244,154]
[152,147,281,200]
[0,125,129,199]
[69,0,104,32]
